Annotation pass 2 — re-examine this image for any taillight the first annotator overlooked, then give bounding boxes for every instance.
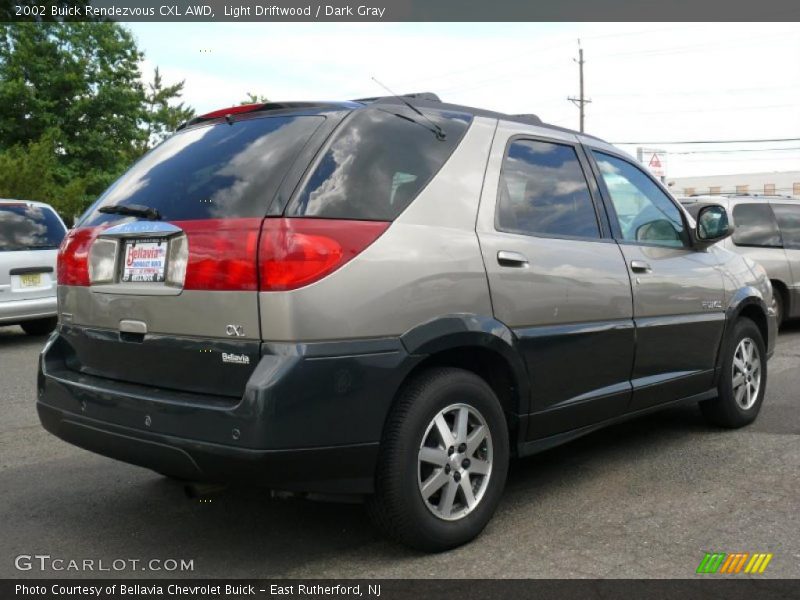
[259,218,389,291]
[57,228,96,286]
[176,218,262,291]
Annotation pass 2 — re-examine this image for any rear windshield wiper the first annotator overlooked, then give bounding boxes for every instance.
[370,78,447,141]
[98,203,161,221]
[387,111,447,141]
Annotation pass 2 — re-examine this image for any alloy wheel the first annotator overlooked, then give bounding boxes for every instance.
[732,337,762,410]
[417,403,493,521]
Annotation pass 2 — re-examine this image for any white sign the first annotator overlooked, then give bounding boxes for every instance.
[637,147,667,179]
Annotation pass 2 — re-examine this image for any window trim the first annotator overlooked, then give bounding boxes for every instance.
[493,134,609,243]
[586,147,692,250]
[731,201,784,249]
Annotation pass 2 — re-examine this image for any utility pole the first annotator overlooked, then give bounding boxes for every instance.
[567,40,591,133]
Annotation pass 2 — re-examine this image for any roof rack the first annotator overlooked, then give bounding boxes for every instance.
[354,92,442,103]
[511,113,543,125]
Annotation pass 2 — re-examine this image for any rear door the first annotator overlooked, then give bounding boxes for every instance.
[587,148,726,411]
[767,202,800,319]
[476,123,635,440]
[57,112,330,399]
[725,200,791,294]
[0,203,65,305]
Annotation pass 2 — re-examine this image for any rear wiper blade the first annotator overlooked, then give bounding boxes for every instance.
[388,111,447,141]
[371,77,447,141]
[98,203,161,221]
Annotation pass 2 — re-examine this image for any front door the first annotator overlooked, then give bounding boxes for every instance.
[588,149,726,411]
[477,124,635,440]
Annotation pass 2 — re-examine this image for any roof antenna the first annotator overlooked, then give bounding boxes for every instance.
[371,77,446,140]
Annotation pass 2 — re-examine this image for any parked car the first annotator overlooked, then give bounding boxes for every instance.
[38,96,776,551]
[680,195,800,326]
[0,200,67,335]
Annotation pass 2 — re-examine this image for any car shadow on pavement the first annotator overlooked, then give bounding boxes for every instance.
[0,325,50,349]
[4,401,719,577]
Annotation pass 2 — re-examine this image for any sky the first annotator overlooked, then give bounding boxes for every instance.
[126,22,800,180]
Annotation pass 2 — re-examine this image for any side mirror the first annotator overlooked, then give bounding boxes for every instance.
[693,204,732,248]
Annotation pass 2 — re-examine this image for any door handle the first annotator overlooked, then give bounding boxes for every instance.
[497,250,529,267]
[630,260,652,273]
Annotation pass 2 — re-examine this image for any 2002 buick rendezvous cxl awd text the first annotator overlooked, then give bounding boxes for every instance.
[38,94,777,551]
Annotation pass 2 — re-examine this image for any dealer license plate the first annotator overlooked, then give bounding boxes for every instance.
[122,239,167,283]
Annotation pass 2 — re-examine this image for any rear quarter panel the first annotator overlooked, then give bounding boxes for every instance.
[258,117,499,341]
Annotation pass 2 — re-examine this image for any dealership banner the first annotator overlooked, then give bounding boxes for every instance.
[4,579,800,599]
[5,0,800,21]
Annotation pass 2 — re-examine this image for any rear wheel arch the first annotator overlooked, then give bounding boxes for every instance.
[397,316,530,444]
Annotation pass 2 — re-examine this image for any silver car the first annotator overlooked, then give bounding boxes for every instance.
[681,195,800,326]
[37,96,777,551]
[0,200,66,335]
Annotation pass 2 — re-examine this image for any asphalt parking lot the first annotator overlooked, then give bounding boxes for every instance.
[1,324,798,579]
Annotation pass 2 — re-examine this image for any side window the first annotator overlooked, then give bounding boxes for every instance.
[771,204,800,249]
[732,203,782,248]
[593,151,687,247]
[497,139,600,239]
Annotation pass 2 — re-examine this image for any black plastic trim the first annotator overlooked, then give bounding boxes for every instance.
[37,402,378,494]
[9,266,54,275]
[399,314,531,417]
[519,387,717,457]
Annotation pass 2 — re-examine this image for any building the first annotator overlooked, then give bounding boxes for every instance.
[667,171,800,198]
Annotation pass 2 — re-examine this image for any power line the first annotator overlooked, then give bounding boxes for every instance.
[614,137,800,145]
[670,147,800,155]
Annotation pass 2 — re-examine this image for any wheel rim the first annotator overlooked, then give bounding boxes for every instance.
[417,403,493,521]
[732,337,762,410]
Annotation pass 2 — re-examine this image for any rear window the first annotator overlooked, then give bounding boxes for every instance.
[288,107,472,220]
[732,203,782,247]
[0,204,66,251]
[82,115,325,226]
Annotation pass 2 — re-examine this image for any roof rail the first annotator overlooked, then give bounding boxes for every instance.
[355,92,442,103]
[511,113,543,125]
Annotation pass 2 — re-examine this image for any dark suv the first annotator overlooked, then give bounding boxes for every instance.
[38,96,776,551]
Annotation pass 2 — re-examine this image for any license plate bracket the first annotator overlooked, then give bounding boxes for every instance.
[121,238,168,283]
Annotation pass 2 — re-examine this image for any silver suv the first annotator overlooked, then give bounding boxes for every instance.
[681,195,800,326]
[37,96,776,551]
[1,200,66,335]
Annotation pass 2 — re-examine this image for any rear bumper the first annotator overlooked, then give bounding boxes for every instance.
[37,402,378,493]
[37,329,420,494]
[0,294,56,324]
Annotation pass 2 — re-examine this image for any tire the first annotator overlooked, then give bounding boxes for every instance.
[20,317,57,336]
[700,317,767,428]
[366,367,509,552]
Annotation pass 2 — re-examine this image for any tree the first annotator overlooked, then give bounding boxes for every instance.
[241,92,269,104]
[0,23,194,217]
[0,22,145,196]
[140,66,194,153]
[0,133,87,224]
